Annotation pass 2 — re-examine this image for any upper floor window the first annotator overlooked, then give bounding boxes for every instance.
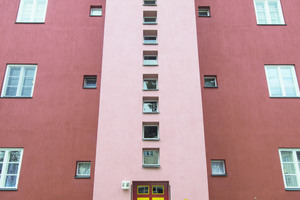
[16,0,48,23]
[144,0,156,6]
[1,64,37,98]
[90,6,102,17]
[279,149,300,189]
[198,7,210,17]
[211,160,227,176]
[254,0,285,24]
[0,148,24,190]
[265,65,300,97]
[75,161,91,178]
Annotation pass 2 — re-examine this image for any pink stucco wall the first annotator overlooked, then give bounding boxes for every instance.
[93,0,209,200]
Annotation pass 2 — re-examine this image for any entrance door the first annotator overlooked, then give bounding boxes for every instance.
[133,181,169,200]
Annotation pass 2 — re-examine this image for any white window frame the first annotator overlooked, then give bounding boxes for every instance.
[143,149,160,167]
[143,78,158,90]
[211,160,226,175]
[0,148,24,190]
[90,6,102,17]
[204,76,217,88]
[143,124,159,140]
[1,64,38,98]
[143,100,159,113]
[76,161,91,178]
[198,7,210,17]
[265,65,300,97]
[144,0,156,6]
[279,149,300,189]
[253,0,285,24]
[16,0,49,23]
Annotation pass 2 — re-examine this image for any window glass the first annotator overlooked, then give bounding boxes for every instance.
[143,79,157,90]
[211,160,226,175]
[143,150,159,165]
[153,186,164,194]
[254,0,284,24]
[77,162,91,176]
[143,101,158,113]
[17,0,48,22]
[144,125,158,139]
[138,186,149,194]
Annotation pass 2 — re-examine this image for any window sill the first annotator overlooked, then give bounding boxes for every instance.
[143,4,157,6]
[285,188,300,191]
[15,22,45,24]
[143,89,159,91]
[143,64,158,66]
[74,175,91,179]
[83,87,97,89]
[211,173,228,177]
[143,23,157,25]
[143,43,158,45]
[198,16,211,17]
[89,15,102,17]
[257,24,287,26]
[143,165,160,168]
[1,96,33,99]
[143,138,160,141]
[143,112,159,114]
[269,96,300,98]
[204,86,218,88]
[0,188,18,191]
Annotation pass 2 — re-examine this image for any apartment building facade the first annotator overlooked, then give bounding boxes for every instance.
[1,0,300,200]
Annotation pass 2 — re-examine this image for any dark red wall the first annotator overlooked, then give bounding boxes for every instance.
[0,0,105,199]
[195,0,300,199]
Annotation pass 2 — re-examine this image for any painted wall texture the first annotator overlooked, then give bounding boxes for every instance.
[196,0,300,199]
[0,0,105,199]
[93,0,209,200]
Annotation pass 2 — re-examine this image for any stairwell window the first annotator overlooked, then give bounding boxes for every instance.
[211,160,227,176]
[75,162,91,178]
[1,65,37,98]
[279,149,300,189]
[143,149,160,167]
[16,0,48,23]
[143,97,159,113]
[198,7,210,17]
[265,65,300,97]
[143,11,157,25]
[143,122,159,140]
[253,0,285,24]
[0,148,24,190]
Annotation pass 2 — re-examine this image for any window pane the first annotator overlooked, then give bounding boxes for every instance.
[0,164,3,174]
[281,151,294,162]
[9,151,21,162]
[8,77,20,86]
[7,164,19,174]
[0,151,5,162]
[211,161,225,174]
[5,175,17,187]
[153,186,164,194]
[268,1,280,24]
[266,67,282,96]
[78,163,91,175]
[144,126,158,139]
[143,102,158,112]
[21,87,32,96]
[256,2,267,24]
[138,186,149,194]
[144,150,159,165]
[9,67,21,76]
[283,163,296,174]
[19,0,34,22]
[144,17,156,23]
[285,175,298,187]
[144,80,157,90]
[5,87,18,96]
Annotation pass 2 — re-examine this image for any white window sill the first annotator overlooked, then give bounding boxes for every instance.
[143,64,158,66]
[143,165,160,168]
[15,22,45,24]
[143,43,158,45]
[74,175,91,179]
[257,24,287,26]
[143,112,159,114]
[1,96,33,98]
[143,23,157,25]
[0,188,18,191]
[143,89,158,91]
[143,138,160,141]
[269,96,300,98]
[285,188,300,191]
[211,173,228,177]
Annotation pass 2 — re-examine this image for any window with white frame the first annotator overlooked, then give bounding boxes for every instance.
[0,148,24,189]
[143,122,159,140]
[279,149,300,189]
[265,65,300,97]
[253,0,285,24]
[198,7,210,17]
[1,65,37,98]
[76,162,91,178]
[90,6,102,17]
[143,97,159,113]
[83,75,97,88]
[143,149,159,167]
[211,160,226,175]
[204,76,217,88]
[16,0,48,23]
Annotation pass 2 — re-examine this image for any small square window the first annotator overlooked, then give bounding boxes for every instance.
[1,64,37,98]
[204,76,218,88]
[90,6,102,16]
[143,149,159,167]
[143,74,158,90]
[75,161,91,178]
[83,75,97,89]
[143,122,159,140]
[143,97,159,113]
[143,30,157,45]
[198,7,210,17]
[211,160,226,176]
[143,11,157,24]
[144,0,156,6]
[143,51,158,66]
